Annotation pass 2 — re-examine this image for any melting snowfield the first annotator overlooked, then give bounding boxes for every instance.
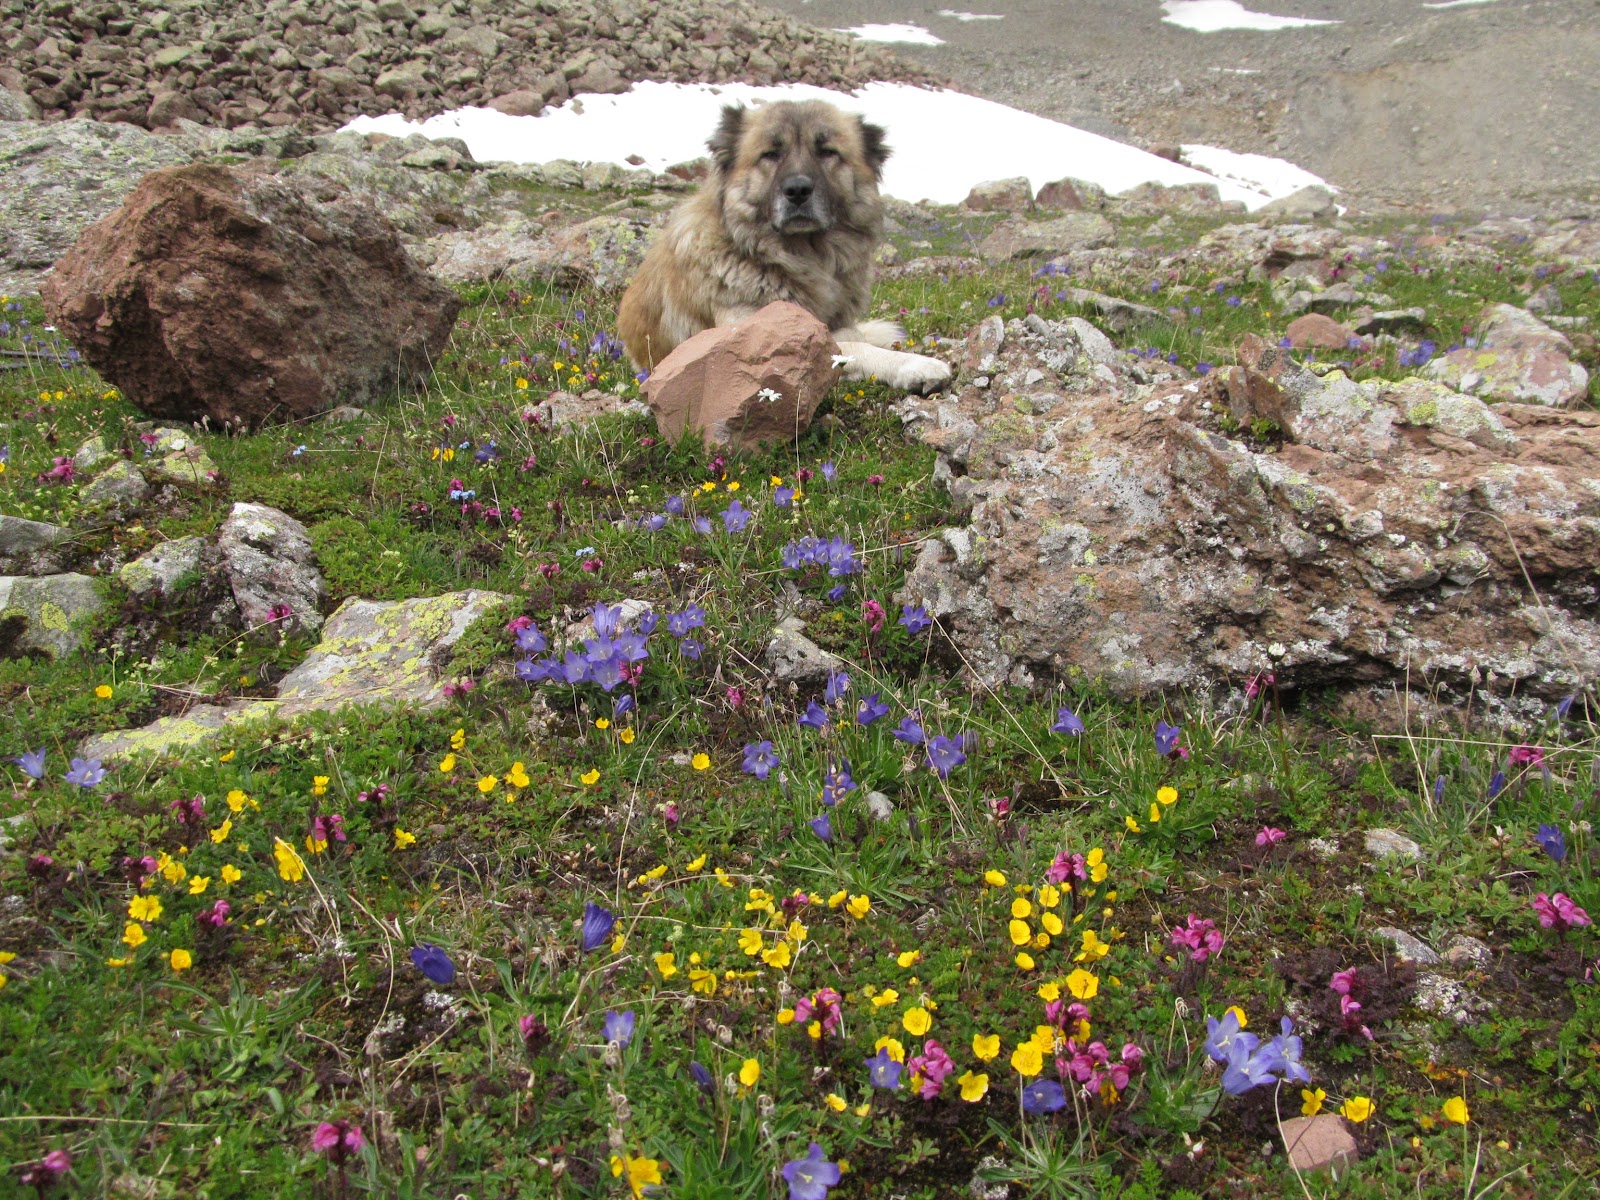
[346,80,1329,212]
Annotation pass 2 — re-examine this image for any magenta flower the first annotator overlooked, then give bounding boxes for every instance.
[861,599,886,634]
[1169,914,1224,963]
[1508,744,1545,767]
[907,1038,956,1099]
[1534,892,1592,935]
[311,1118,366,1158]
[1046,851,1087,886]
[1255,826,1287,848]
[793,988,844,1036]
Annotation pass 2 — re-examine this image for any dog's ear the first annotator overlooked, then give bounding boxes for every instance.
[708,105,746,173]
[857,118,890,180]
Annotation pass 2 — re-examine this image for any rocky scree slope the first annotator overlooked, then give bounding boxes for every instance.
[0,0,942,133]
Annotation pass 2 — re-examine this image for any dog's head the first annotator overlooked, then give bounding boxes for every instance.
[708,101,890,237]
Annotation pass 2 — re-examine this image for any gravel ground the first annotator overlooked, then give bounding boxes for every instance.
[761,0,1600,214]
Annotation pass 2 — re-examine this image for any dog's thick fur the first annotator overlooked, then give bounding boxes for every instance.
[618,100,952,394]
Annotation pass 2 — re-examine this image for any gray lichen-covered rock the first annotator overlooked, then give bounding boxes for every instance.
[0,515,72,575]
[1425,303,1590,407]
[895,318,1600,712]
[140,428,219,485]
[119,537,204,598]
[0,573,104,658]
[81,460,150,507]
[216,503,326,635]
[977,213,1116,262]
[82,589,512,760]
[766,618,846,684]
[1373,926,1440,965]
[1364,829,1423,861]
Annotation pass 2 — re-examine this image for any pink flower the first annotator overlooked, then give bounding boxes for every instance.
[1508,744,1545,767]
[1255,826,1287,848]
[662,803,680,828]
[1329,968,1360,996]
[1244,671,1275,699]
[1534,892,1592,933]
[311,1119,365,1157]
[1169,914,1224,963]
[726,686,746,710]
[1046,851,1087,886]
[861,599,886,634]
[198,900,232,929]
[867,474,885,486]
[907,1038,955,1099]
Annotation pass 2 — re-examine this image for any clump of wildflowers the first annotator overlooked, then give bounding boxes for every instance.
[1534,892,1591,937]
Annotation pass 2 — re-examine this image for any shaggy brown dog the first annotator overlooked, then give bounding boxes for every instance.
[617,100,952,394]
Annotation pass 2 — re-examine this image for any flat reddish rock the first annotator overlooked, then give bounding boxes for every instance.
[1285,313,1356,351]
[642,301,841,451]
[1280,1114,1358,1175]
[42,162,459,429]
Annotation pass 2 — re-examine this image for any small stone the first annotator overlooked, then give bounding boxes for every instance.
[216,502,326,635]
[1279,1114,1358,1175]
[1286,313,1357,350]
[1258,185,1338,221]
[0,515,72,575]
[961,177,1034,213]
[977,213,1115,262]
[1364,828,1422,861]
[321,405,371,423]
[0,573,105,659]
[865,791,894,822]
[1354,308,1429,335]
[1060,288,1165,333]
[1373,926,1440,965]
[81,460,150,506]
[1441,934,1492,969]
[120,536,204,598]
[765,622,846,684]
[1525,284,1562,315]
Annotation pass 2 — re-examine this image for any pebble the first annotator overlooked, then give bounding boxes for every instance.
[1278,1113,1358,1175]
[1373,926,1440,965]
[1364,828,1422,861]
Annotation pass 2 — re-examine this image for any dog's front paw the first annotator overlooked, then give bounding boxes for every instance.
[889,353,953,395]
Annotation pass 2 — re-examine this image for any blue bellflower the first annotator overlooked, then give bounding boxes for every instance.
[1021,1078,1067,1114]
[65,756,107,788]
[602,1009,635,1048]
[856,693,890,726]
[410,943,456,985]
[1051,706,1085,736]
[580,902,616,953]
[782,1142,842,1200]
[809,813,833,844]
[926,735,967,779]
[898,605,931,635]
[865,1047,903,1089]
[13,748,46,780]
[742,741,780,780]
[1536,823,1567,861]
[1154,721,1182,756]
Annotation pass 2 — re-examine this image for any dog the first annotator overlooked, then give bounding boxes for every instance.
[617,99,953,395]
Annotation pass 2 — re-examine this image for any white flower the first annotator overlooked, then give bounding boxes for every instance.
[754,387,782,404]
[831,354,854,368]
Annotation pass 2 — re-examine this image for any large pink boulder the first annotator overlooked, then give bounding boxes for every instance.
[642,302,841,451]
[41,162,460,429]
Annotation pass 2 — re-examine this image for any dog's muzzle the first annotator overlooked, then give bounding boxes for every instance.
[774,173,830,233]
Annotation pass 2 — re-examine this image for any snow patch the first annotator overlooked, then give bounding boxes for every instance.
[344,80,1329,211]
[1421,0,1499,8]
[838,23,945,45]
[1182,142,1334,203]
[1161,1,1338,31]
[938,9,1005,20]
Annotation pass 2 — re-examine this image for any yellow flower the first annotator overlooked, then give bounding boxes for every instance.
[807,1021,823,1040]
[828,889,848,909]
[853,1103,872,1118]
[701,481,716,492]
[1225,1006,1248,1028]
[761,942,792,969]
[1041,912,1065,936]
[983,870,1007,887]
[1301,1087,1326,1117]
[786,919,808,944]
[95,684,113,699]
[477,775,498,794]
[1015,952,1035,969]
[777,1007,796,1025]
[305,835,328,855]
[274,838,306,883]
[897,950,921,968]
[846,894,871,920]
[1031,1025,1058,1054]
[902,1007,932,1036]
[1340,1096,1375,1123]
[580,768,601,786]
[738,928,764,956]
[450,728,466,751]
[691,752,710,771]
[210,818,231,844]
[1086,847,1107,882]
[219,750,236,763]
[1442,1096,1470,1125]
[221,863,243,883]
[958,1070,989,1102]
[824,1093,847,1112]
[727,481,740,491]
[312,775,330,796]
[169,949,193,972]
[161,858,187,885]
[188,876,210,895]
[438,753,457,773]
[1037,981,1061,1002]
[1156,786,1178,807]
[128,895,163,923]
[1011,897,1033,919]
[874,1036,905,1062]
[1149,803,1162,823]
[686,853,707,872]
[654,952,677,979]
[739,1058,760,1087]
[643,864,668,882]
[1008,919,1032,946]
[506,762,530,788]
[620,727,636,744]
[716,868,735,888]
[226,789,252,812]
[394,829,416,849]
[1075,930,1109,962]
[595,717,610,730]
[689,968,717,995]
[1038,884,1061,908]
[1010,1042,1043,1077]
[609,1154,665,1199]
[106,956,134,968]
[872,988,900,1008]
[1125,815,1141,833]
[1065,968,1100,1000]
[121,922,148,949]
[515,377,529,390]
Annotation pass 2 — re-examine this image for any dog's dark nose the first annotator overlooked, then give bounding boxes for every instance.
[781,175,814,205]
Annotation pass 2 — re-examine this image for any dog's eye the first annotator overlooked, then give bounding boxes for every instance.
[817,145,840,159]
[760,148,782,162]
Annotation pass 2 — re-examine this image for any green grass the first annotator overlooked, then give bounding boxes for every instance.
[0,206,1597,1199]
